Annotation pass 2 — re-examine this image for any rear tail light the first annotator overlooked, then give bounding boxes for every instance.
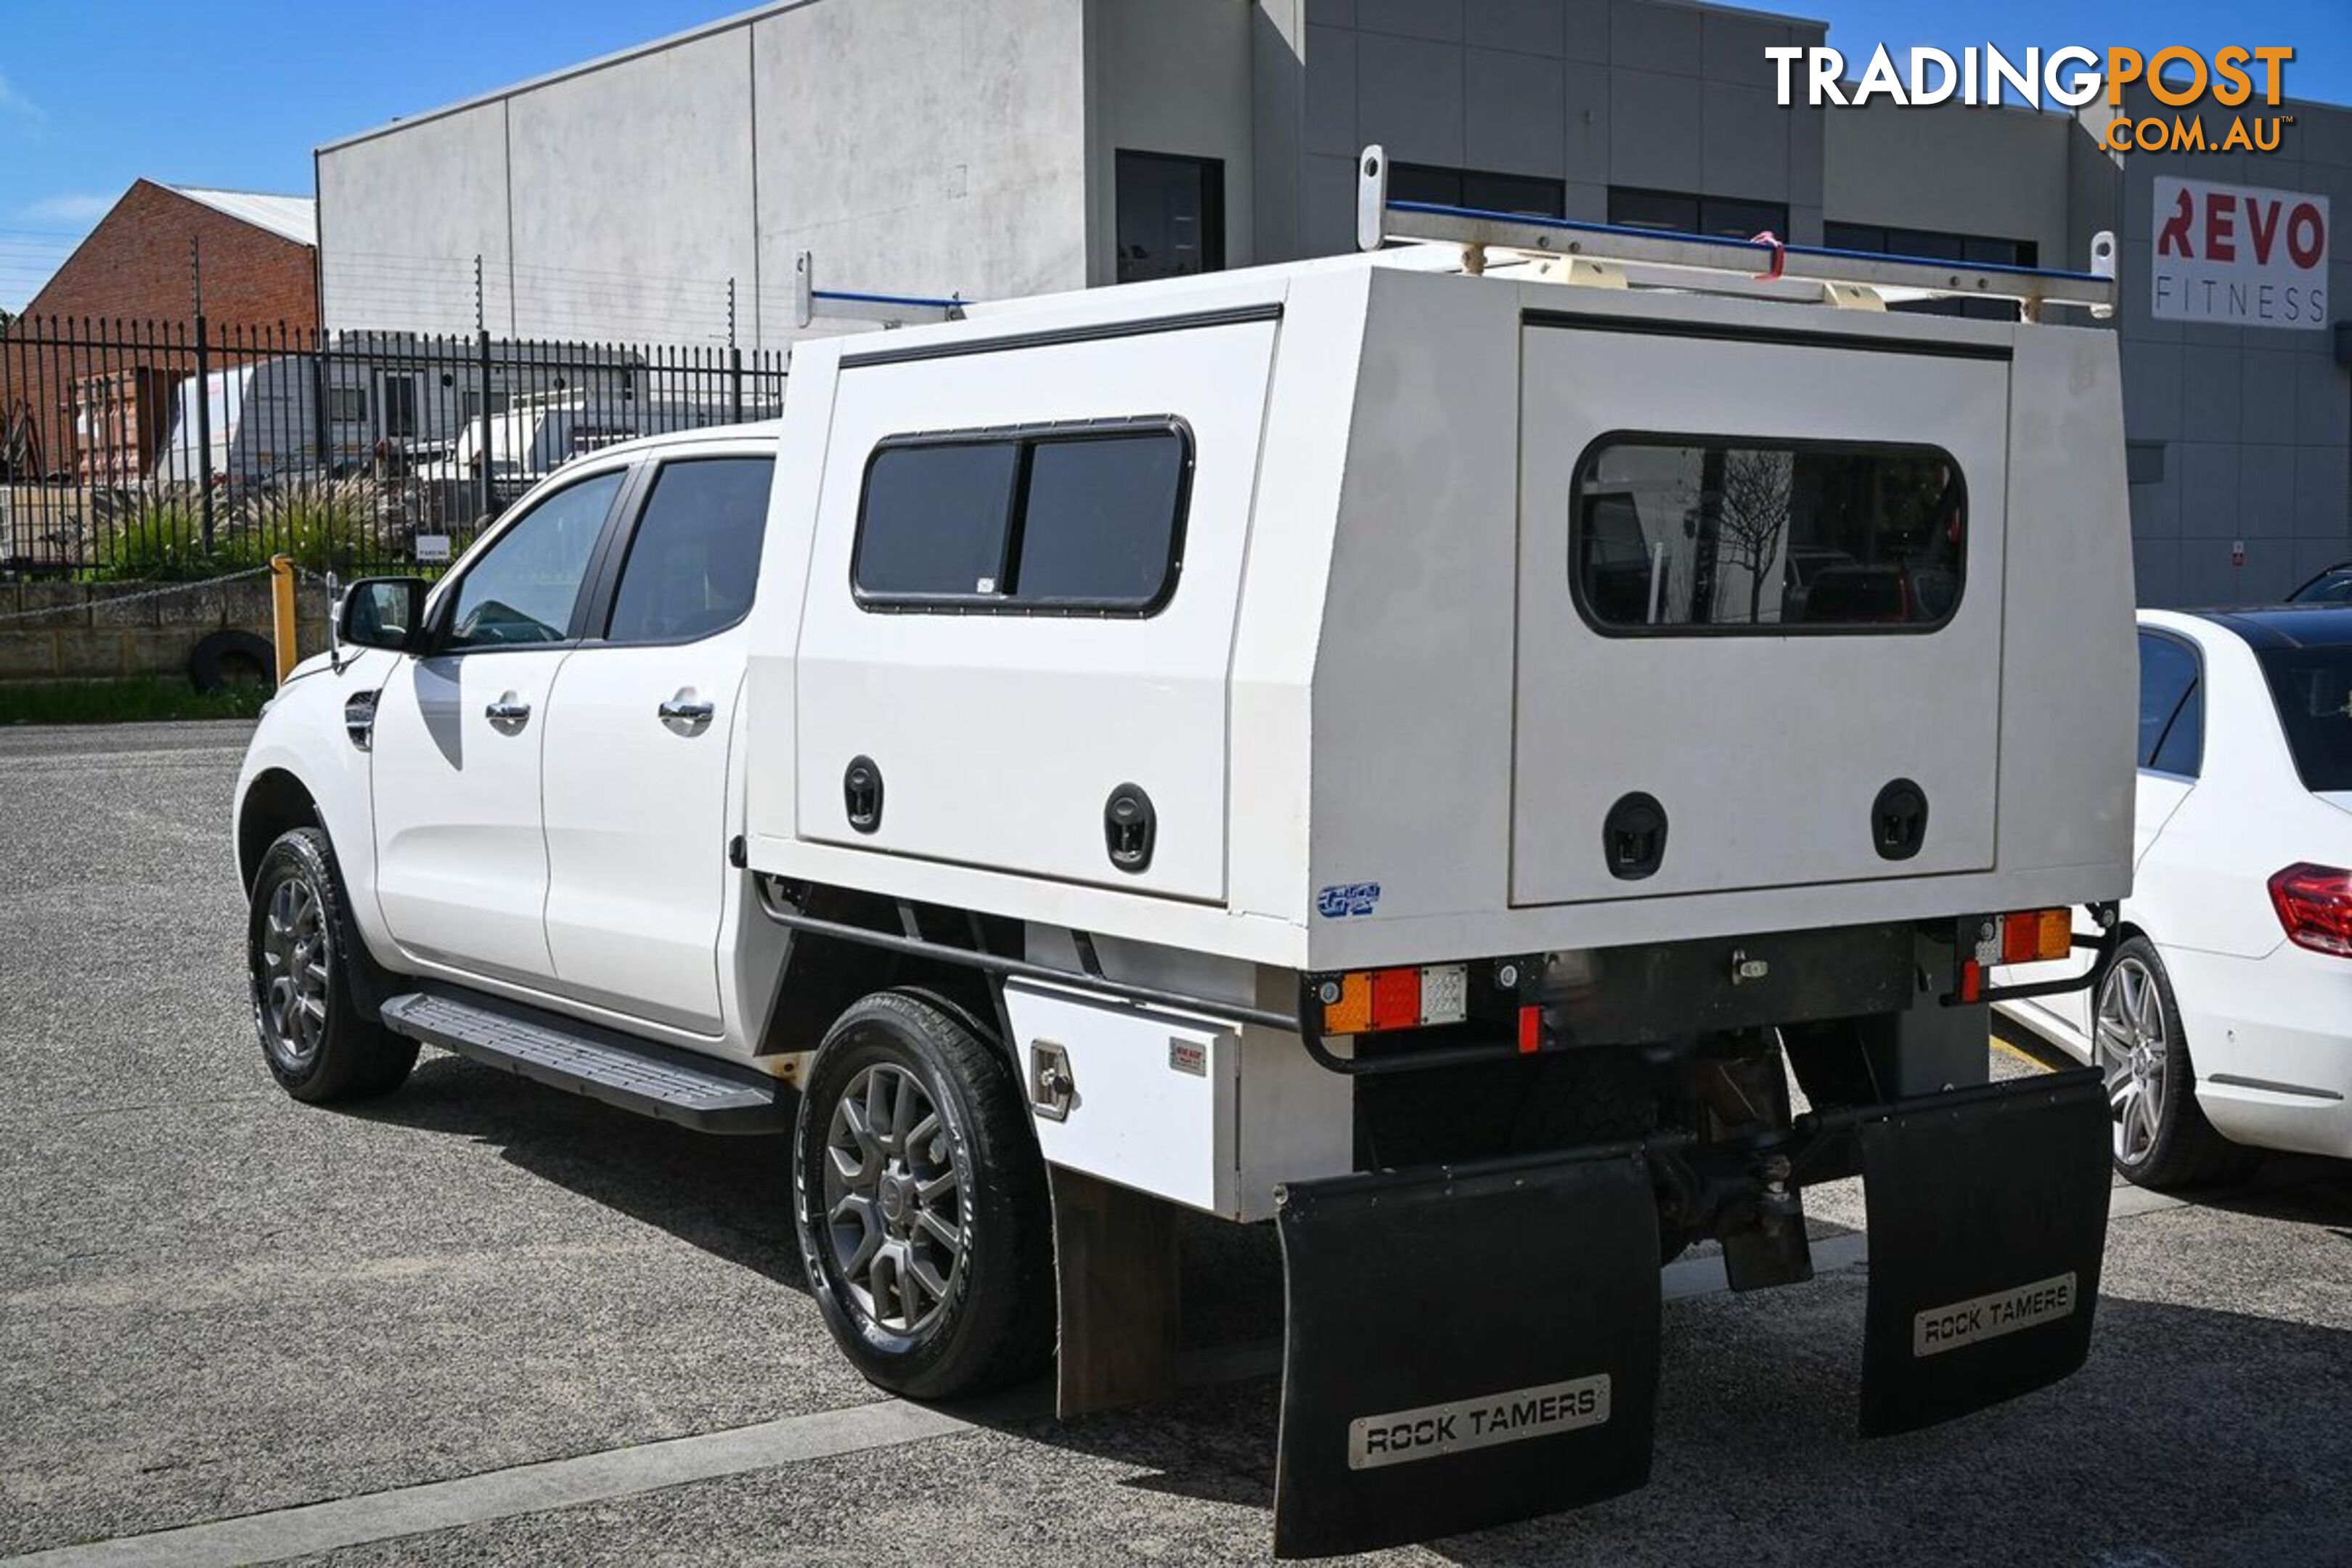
[2267,863,2352,957]
[1996,908,2073,965]
[1319,963,1469,1035]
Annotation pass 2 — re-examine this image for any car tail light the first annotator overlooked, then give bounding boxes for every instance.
[2267,863,2352,957]
[1318,963,1469,1035]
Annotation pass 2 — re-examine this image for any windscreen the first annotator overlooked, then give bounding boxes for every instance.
[2257,645,2352,792]
[1572,438,1964,632]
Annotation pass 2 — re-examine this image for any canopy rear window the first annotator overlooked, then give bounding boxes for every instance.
[1572,436,1965,634]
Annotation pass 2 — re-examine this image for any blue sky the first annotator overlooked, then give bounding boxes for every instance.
[2,0,2348,309]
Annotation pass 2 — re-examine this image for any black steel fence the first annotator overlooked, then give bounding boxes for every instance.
[0,317,788,578]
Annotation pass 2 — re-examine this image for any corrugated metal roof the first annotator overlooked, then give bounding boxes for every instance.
[166,187,317,248]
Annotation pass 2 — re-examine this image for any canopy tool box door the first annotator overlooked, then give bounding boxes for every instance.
[1512,321,2009,905]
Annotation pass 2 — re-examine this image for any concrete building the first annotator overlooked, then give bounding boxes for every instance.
[314,0,2352,605]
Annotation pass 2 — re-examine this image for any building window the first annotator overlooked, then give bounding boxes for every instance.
[327,387,369,425]
[1609,189,1791,241]
[380,377,420,438]
[1389,163,1567,219]
[1824,222,2039,270]
[855,419,1193,615]
[1116,151,1225,284]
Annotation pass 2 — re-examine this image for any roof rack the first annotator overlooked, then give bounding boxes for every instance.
[791,250,965,330]
[1353,145,2115,322]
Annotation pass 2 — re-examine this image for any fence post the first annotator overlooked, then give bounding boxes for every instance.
[727,278,743,423]
[475,326,494,524]
[193,312,215,553]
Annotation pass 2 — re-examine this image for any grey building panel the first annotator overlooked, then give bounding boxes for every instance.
[1304,24,1360,157]
[2176,443,2243,539]
[2131,467,2182,539]
[2297,446,2351,539]
[2122,342,2185,444]
[1607,0,1700,76]
[1701,84,1789,197]
[1303,151,1360,256]
[2131,535,2181,606]
[1608,67,1704,192]
[1357,31,1467,166]
[2181,346,2245,438]
[1561,0,1610,64]
[1468,47,1567,176]
[1305,0,1356,25]
[1466,0,1565,57]
[2300,354,2351,449]
[1787,94,1823,208]
[2293,536,2351,581]
[1562,59,1612,184]
[1357,0,1463,41]
[1699,9,1786,83]
[2239,348,2300,445]
[2231,442,2293,537]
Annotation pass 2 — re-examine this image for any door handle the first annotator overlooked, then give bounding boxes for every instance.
[659,693,715,731]
[484,693,532,727]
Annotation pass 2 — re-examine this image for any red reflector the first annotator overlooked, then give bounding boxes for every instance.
[1959,958,1982,1003]
[1517,1005,1542,1055]
[1369,967,1421,1032]
[2269,863,2352,957]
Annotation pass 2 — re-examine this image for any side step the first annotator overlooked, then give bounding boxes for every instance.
[379,989,788,1135]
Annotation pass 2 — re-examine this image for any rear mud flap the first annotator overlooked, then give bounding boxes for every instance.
[1858,1067,2110,1437]
[1272,1149,1660,1559]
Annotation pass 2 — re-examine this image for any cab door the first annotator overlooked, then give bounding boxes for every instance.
[369,464,632,986]
[539,449,776,1034]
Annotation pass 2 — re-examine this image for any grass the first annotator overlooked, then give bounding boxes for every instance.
[0,674,271,725]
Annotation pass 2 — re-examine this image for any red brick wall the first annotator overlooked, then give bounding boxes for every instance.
[1,181,317,481]
[19,180,316,329]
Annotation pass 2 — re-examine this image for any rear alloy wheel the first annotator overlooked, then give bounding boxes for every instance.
[793,991,1053,1400]
[2091,936,2254,1190]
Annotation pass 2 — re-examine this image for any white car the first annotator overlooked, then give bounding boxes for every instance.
[2000,606,2352,1187]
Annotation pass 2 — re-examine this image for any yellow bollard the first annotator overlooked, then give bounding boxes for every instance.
[269,555,298,686]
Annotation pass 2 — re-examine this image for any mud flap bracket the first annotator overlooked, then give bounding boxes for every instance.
[1857,1066,2110,1436]
[1272,1147,1661,1559]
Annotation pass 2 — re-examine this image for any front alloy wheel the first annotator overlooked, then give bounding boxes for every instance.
[257,873,332,1077]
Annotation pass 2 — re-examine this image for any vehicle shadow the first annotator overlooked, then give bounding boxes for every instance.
[346,1053,2352,1567]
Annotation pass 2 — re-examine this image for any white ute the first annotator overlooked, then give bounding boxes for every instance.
[232,152,2138,1555]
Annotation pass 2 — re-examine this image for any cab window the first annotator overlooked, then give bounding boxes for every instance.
[444,470,625,650]
[604,457,775,644]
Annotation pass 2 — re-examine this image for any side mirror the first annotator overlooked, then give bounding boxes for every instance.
[337,577,428,653]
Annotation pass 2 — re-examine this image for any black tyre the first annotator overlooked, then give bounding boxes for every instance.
[2092,935,2256,1190]
[247,827,417,1103]
[190,629,274,693]
[793,990,1053,1400]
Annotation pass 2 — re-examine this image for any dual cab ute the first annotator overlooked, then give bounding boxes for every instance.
[234,152,2136,1555]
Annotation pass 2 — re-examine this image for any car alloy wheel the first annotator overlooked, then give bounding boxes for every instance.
[257,873,332,1075]
[2094,955,2168,1167]
[820,1061,966,1336]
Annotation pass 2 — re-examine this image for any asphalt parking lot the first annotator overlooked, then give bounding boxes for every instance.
[3,719,2350,1567]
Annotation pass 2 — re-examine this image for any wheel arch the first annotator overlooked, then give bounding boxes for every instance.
[754,886,1008,1062]
[237,767,320,894]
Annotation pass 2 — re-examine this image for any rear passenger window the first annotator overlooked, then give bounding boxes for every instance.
[2138,632,2202,774]
[1571,437,1964,632]
[854,420,1191,613]
[605,457,775,644]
